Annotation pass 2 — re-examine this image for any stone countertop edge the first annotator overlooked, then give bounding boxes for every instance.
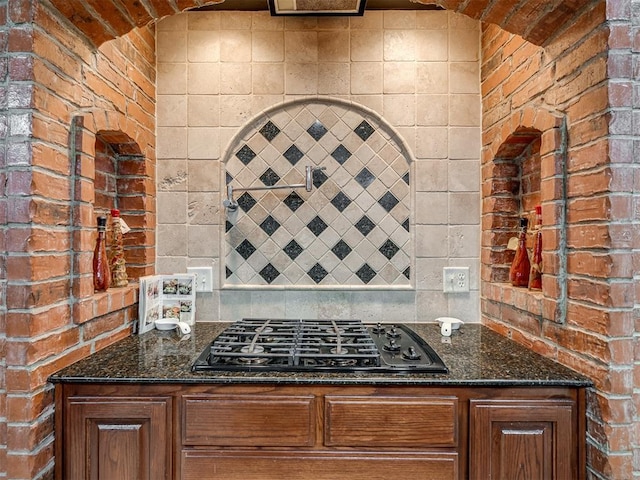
[48,322,593,388]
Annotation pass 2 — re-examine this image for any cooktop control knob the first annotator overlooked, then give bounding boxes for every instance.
[386,325,401,338]
[371,322,386,334]
[384,338,401,352]
[402,346,422,361]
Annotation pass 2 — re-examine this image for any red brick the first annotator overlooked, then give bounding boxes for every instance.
[8,26,33,52]
[6,413,54,451]
[6,389,54,423]
[6,279,70,310]
[47,0,114,47]
[567,251,632,278]
[6,304,71,337]
[9,0,34,23]
[83,310,127,341]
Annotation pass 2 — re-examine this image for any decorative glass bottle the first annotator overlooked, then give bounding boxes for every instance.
[509,217,530,287]
[93,216,111,292]
[528,205,543,290]
[109,209,128,287]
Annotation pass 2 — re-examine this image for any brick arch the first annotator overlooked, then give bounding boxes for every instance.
[48,0,602,48]
[481,105,567,324]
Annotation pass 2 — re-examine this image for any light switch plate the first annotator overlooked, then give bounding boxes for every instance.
[443,267,470,293]
[187,267,213,293]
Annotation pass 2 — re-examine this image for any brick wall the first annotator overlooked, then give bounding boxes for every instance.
[1,0,636,479]
[480,2,638,478]
[1,1,156,477]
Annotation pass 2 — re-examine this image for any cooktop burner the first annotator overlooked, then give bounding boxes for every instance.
[192,319,448,374]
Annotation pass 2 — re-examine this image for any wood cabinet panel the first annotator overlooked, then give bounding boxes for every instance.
[469,399,576,480]
[182,394,315,446]
[64,396,171,480]
[180,450,458,480]
[325,395,457,447]
[56,383,584,480]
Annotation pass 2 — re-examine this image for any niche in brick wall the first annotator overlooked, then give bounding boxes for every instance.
[93,131,147,280]
[70,116,155,326]
[486,128,542,283]
[481,107,567,325]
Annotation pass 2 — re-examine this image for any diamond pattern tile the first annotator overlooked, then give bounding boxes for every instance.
[313,169,328,189]
[236,239,256,260]
[331,144,352,165]
[331,240,352,260]
[355,215,376,236]
[378,191,399,212]
[379,239,399,260]
[236,144,256,165]
[355,168,375,189]
[307,216,328,237]
[284,144,304,165]
[237,192,257,212]
[354,121,375,141]
[260,121,281,141]
[356,263,377,284]
[224,102,411,287]
[259,263,280,283]
[260,215,280,236]
[307,120,328,141]
[284,240,304,260]
[260,168,280,186]
[307,263,328,284]
[284,191,304,212]
[330,191,352,212]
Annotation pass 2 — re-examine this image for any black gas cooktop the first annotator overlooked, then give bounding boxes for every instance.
[192,318,448,374]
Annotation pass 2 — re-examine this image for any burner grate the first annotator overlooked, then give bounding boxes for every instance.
[192,318,448,374]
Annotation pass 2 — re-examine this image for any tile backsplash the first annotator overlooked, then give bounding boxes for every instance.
[156,9,481,323]
[225,100,410,287]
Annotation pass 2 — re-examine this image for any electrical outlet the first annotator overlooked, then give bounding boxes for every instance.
[443,267,470,293]
[187,267,213,293]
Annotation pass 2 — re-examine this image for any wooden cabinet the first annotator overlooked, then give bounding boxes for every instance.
[469,399,578,480]
[55,384,584,480]
[58,389,172,480]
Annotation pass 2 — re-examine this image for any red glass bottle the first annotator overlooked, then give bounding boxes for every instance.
[93,216,111,292]
[510,217,530,287]
[529,205,543,290]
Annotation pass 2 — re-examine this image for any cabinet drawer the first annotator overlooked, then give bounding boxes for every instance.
[182,394,315,446]
[181,450,458,480]
[325,395,457,447]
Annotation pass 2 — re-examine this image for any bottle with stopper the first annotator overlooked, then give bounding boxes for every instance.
[528,205,543,290]
[509,217,530,287]
[93,216,111,292]
[109,209,128,287]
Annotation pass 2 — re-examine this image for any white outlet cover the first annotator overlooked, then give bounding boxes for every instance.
[443,266,470,293]
[187,267,213,293]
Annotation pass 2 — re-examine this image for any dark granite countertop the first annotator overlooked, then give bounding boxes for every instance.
[49,322,591,387]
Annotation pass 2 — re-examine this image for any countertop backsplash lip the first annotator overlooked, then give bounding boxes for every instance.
[49,323,592,388]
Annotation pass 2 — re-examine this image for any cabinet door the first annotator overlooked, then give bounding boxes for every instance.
[64,396,171,480]
[469,399,576,480]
